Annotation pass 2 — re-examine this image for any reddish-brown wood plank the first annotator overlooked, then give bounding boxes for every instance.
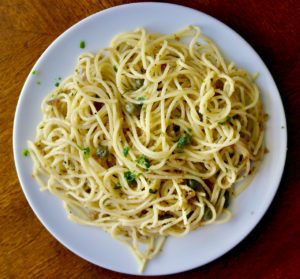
[1,0,299,278]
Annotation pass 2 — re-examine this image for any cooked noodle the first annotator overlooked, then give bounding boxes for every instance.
[28,26,266,272]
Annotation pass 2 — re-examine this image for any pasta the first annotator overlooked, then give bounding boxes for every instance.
[28,26,266,272]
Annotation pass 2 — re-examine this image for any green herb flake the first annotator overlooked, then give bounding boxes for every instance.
[22,148,29,157]
[58,77,62,80]
[281,126,285,129]
[113,65,118,72]
[149,189,158,194]
[137,97,145,101]
[123,146,130,157]
[177,134,191,149]
[141,106,146,111]
[218,116,231,125]
[207,108,211,112]
[76,144,90,159]
[36,81,41,85]
[80,40,85,49]
[187,128,192,133]
[32,70,37,75]
[124,171,137,183]
[136,155,151,170]
[55,82,60,87]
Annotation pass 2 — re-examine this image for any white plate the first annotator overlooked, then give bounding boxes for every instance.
[13,2,287,276]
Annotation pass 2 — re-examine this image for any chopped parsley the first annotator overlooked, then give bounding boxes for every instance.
[137,97,145,101]
[80,40,85,49]
[149,189,158,194]
[136,155,151,170]
[76,144,90,159]
[32,70,37,75]
[113,65,118,72]
[58,77,62,80]
[177,134,191,149]
[218,116,231,125]
[123,146,130,157]
[55,82,59,87]
[22,148,29,157]
[187,128,192,133]
[281,126,285,129]
[36,81,41,85]
[124,171,141,184]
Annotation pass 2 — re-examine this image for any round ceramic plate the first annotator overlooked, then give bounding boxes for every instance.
[13,2,287,276]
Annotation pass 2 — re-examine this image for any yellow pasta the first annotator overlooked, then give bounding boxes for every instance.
[28,26,266,273]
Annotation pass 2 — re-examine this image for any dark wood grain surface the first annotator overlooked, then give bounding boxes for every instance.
[1,0,299,278]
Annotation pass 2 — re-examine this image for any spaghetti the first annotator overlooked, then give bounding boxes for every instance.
[28,26,266,272]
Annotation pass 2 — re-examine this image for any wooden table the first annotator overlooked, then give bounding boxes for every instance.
[1,0,299,278]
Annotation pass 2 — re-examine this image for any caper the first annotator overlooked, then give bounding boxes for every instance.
[186,179,201,191]
[135,79,144,88]
[224,191,230,208]
[203,207,212,220]
[125,103,141,116]
[177,134,191,149]
[96,146,109,158]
